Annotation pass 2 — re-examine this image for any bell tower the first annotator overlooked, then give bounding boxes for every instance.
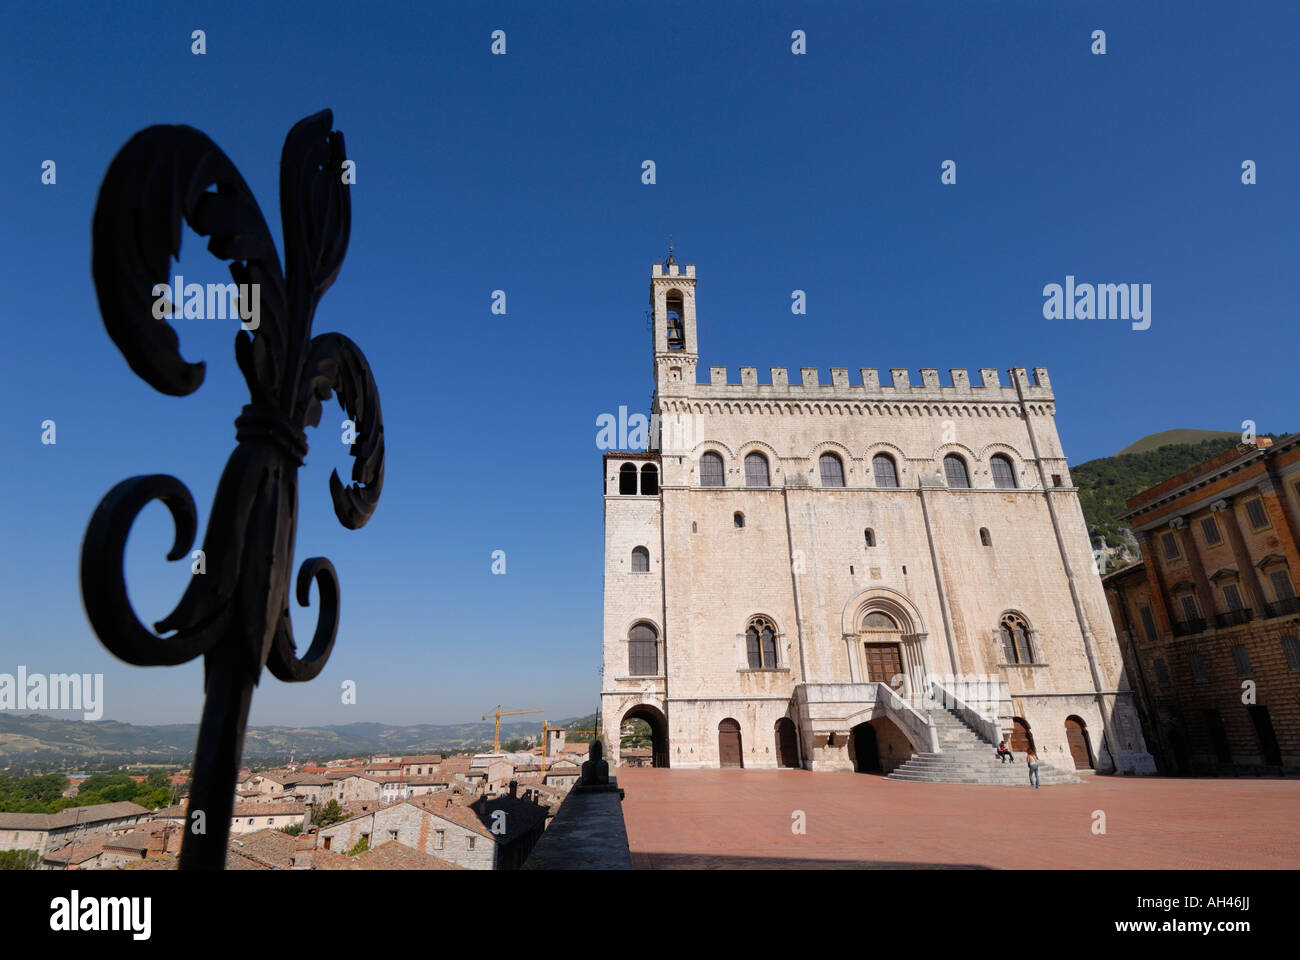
[650,245,698,392]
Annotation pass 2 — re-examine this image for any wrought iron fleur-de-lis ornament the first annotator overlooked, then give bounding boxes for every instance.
[81,110,384,869]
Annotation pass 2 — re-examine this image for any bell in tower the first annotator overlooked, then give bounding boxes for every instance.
[650,244,698,389]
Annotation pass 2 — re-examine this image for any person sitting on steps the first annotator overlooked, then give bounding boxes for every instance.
[995,739,1013,763]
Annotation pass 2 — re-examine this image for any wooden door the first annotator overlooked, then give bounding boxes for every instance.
[864,643,903,686]
[1010,718,1034,754]
[718,718,743,768]
[1065,717,1094,769]
[775,718,799,768]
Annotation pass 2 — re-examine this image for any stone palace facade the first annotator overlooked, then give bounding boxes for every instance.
[600,256,1155,776]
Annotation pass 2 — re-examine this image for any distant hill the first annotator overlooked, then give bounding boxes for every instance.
[1074,431,1288,559]
[1115,429,1239,456]
[0,713,579,774]
[562,714,601,742]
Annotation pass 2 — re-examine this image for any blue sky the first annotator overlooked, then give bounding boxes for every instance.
[1,1,1296,727]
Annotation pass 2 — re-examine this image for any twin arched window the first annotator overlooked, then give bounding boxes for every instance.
[618,462,659,495]
[872,453,899,487]
[628,623,659,676]
[631,546,649,572]
[699,452,725,487]
[1000,613,1034,664]
[943,454,971,488]
[819,453,845,487]
[746,616,779,669]
[744,452,770,487]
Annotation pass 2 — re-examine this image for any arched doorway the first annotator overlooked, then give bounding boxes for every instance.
[1065,716,1095,769]
[860,612,905,690]
[718,718,743,768]
[774,717,799,768]
[1010,717,1035,754]
[622,704,669,768]
[850,721,880,772]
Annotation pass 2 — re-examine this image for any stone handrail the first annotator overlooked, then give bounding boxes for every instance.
[877,681,939,753]
[929,678,1001,746]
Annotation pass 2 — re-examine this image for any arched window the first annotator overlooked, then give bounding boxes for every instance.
[618,463,637,495]
[640,463,659,495]
[628,623,659,676]
[744,452,770,487]
[699,452,724,487]
[746,616,779,669]
[990,454,1017,489]
[631,546,649,572]
[819,452,845,487]
[665,290,685,350]
[943,454,970,488]
[999,613,1034,664]
[872,453,899,488]
[980,527,992,547]
[733,512,745,529]
[864,528,876,548]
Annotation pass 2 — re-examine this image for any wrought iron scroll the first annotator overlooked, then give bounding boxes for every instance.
[81,110,384,869]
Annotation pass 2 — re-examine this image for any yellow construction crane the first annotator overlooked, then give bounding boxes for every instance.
[482,705,544,753]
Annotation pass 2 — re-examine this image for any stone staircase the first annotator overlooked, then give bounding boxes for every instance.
[886,707,1081,786]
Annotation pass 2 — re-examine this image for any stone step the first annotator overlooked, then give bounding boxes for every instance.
[883,705,1081,785]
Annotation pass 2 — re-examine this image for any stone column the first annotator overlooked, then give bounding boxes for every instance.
[1173,516,1217,618]
[1212,498,1267,613]
[1135,530,1176,636]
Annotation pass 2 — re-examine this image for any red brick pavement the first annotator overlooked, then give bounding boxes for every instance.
[618,768,1300,869]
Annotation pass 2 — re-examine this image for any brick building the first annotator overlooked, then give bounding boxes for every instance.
[601,256,1154,775]
[1103,435,1300,774]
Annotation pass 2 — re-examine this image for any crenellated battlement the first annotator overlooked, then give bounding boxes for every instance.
[677,366,1053,401]
[651,262,697,279]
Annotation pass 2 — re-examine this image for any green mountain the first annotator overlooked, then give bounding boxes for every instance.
[1115,429,1239,456]
[0,713,579,774]
[1074,431,1286,552]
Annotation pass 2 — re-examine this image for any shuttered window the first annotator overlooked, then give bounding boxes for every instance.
[943,455,970,488]
[819,453,845,487]
[872,454,899,488]
[1222,583,1244,612]
[1270,570,1295,600]
[744,453,770,487]
[1231,645,1253,678]
[1201,516,1222,545]
[1139,606,1158,643]
[699,452,724,487]
[1282,636,1300,673]
[1188,652,1208,683]
[631,547,649,572]
[628,624,659,676]
[1245,498,1269,529]
[990,455,1016,489]
[1162,532,1180,559]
